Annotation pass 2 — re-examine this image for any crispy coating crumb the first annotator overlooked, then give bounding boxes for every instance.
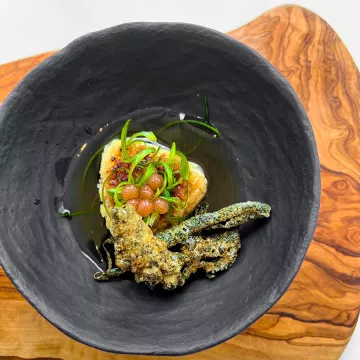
[94,202,271,289]
[157,201,271,246]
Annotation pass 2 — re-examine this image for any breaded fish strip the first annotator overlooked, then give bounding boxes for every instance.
[94,202,270,289]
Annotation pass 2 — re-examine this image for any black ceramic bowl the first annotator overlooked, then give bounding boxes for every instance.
[0,23,320,355]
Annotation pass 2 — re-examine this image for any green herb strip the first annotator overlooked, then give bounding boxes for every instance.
[101,172,116,218]
[128,148,156,182]
[155,171,168,198]
[137,163,156,186]
[162,162,174,189]
[144,212,159,227]
[82,145,105,190]
[177,150,190,181]
[168,142,176,169]
[126,131,157,146]
[204,95,209,124]
[113,181,131,207]
[156,120,220,137]
[121,119,132,162]
[160,196,182,206]
[59,195,99,218]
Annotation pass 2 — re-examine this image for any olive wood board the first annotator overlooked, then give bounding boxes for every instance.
[0,5,359,360]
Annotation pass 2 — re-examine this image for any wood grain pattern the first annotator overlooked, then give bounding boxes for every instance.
[0,5,359,360]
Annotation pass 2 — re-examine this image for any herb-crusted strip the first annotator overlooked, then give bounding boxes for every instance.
[157,201,271,246]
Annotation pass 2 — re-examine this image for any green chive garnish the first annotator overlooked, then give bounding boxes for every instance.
[137,163,156,186]
[156,120,220,137]
[82,145,105,190]
[160,196,183,206]
[162,162,174,189]
[168,142,176,169]
[177,150,190,181]
[101,172,115,218]
[121,119,132,162]
[126,131,157,147]
[128,147,156,182]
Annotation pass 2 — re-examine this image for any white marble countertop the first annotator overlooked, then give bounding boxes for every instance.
[0,1,359,359]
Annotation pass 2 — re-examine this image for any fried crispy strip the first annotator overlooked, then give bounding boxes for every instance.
[157,201,271,246]
[94,202,270,289]
[180,229,241,280]
[97,205,188,289]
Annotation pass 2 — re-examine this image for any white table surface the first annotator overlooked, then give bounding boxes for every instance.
[0,1,359,359]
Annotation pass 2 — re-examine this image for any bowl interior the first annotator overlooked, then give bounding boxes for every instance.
[0,23,320,355]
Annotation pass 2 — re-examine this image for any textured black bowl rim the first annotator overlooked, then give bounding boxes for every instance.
[0,22,321,356]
